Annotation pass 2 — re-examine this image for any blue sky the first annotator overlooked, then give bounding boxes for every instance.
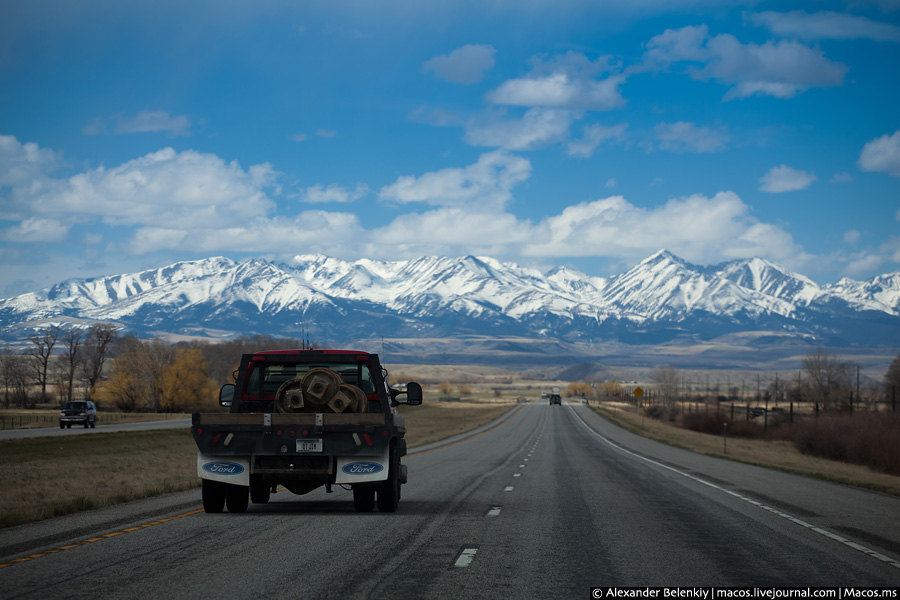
[1,0,899,297]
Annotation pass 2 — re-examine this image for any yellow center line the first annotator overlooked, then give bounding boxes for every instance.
[2,407,524,570]
[0,508,205,569]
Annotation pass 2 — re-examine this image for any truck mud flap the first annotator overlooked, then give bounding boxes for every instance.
[198,453,250,487]
[335,449,390,484]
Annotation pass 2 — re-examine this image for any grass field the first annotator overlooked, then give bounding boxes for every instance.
[0,400,515,529]
[593,402,900,496]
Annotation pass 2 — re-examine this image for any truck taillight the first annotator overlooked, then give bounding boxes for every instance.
[196,427,204,434]
[212,433,222,446]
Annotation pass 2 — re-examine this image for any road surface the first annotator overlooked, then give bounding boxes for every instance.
[1,403,897,598]
[0,418,192,440]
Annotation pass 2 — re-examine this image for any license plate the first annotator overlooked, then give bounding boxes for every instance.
[296,438,323,453]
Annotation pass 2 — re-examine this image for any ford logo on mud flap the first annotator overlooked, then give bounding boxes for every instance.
[202,462,244,475]
[341,462,384,475]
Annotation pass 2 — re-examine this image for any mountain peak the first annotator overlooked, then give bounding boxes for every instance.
[1,251,898,346]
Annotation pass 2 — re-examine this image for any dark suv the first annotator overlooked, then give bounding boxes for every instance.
[60,401,97,429]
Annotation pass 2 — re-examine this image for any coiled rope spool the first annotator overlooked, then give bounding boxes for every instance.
[275,369,367,413]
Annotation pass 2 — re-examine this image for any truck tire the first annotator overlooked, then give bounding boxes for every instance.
[353,485,375,512]
[376,446,400,513]
[225,484,249,513]
[250,477,270,504]
[202,479,226,513]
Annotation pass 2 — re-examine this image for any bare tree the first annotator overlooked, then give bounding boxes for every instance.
[1,349,30,408]
[886,352,900,404]
[28,325,60,403]
[651,365,680,418]
[802,348,852,411]
[61,328,84,403]
[80,323,118,399]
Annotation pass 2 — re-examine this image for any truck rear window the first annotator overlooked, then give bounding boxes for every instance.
[244,362,377,397]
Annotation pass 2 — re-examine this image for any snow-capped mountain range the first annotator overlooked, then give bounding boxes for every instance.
[2,250,899,347]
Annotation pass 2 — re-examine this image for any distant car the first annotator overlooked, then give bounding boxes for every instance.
[549,394,562,405]
[60,401,97,429]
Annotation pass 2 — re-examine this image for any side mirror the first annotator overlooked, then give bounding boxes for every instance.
[219,384,235,408]
[398,382,423,406]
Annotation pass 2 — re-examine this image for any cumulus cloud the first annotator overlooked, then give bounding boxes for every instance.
[0,218,71,243]
[1,138,280,232]
[652,121,729,153]
[487,52,625,111]
[369,208,533,259]
[759,164,817,192]
[298,183,369,203]
[464,108,576,151]
[0,135,58,190]
[645,25,848,99]
[524,191,805,267]
[424,44,496,84]
[378,150,531,210]
[487,72,626,111]
[858,130,900,177]
[127,212,366,255]
[748,10,900,42]
[567,123,628,158]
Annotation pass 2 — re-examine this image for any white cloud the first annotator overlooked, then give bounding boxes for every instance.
[524,191,806,267]
[127,212,366,255]
[844,229,861,244]
[858,130,900,177]
[0,218,71,243]
[567,123,628,158]
[464,108,576,151]
[487,72,626,111]
[0,135,58,190]
[486,52,625,111]
[378,150,531,210]
[653,121,729,153]
[370,208,533,259]
[4,142,279,230]
[423,44,496,84]
[645,26,848,99]
[759,164,817,192]
[748,11,900,42]
[298,183,369,203]
[644,25,711,64]
[316,129,337,138]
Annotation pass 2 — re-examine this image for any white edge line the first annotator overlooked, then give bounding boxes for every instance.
[568,405,900,571]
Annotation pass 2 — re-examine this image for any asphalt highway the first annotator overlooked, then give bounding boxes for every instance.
[1,403,898,599]
[0,418,192,440]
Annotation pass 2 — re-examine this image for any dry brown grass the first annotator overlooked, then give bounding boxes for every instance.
[0,430,199,528]
[594,403,900,496]
[0,401,515,528]
[400,401,515,448]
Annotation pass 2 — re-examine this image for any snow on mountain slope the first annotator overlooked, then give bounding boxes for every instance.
[1,250,898,345]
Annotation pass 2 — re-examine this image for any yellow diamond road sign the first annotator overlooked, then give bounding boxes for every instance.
[633,387,644,398]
